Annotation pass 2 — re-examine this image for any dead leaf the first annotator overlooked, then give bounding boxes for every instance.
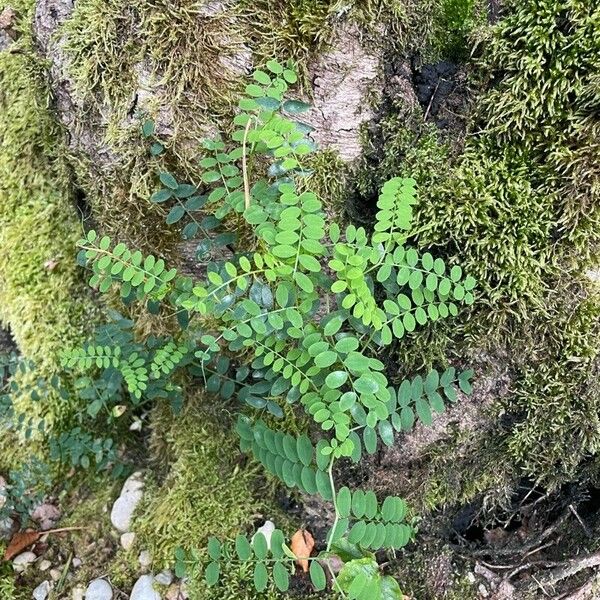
[0,7,16,31]
[3,526,87,561]
[290,529,314,573]
[3,530,41,561]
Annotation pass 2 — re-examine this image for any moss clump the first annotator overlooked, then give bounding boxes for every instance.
[135,398,283,568]
[353,0,600,499]
[58,0,248,256]
[0,6,97,365]
[0,559,23,600]
[479,0,600,250]
[0,0,99,439]
[507,290,600,482]
[392,538,479,600]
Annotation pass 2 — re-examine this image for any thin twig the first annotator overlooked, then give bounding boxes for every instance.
[424,79,442,121]
[569,504,591,537]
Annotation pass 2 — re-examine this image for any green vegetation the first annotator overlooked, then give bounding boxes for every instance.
[0,1,96,365]
[65,62,477,596]
[0,0,599,596]
[355,0,600,494]
[135,400,279,568]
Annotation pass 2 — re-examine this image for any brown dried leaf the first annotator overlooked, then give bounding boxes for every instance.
[2,526,86,561]
[290,529,314,573]
[0,7,16,30]
[3,530,41,561]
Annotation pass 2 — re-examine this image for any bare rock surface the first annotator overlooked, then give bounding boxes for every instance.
[396,348,513,463]
[0,6,17,51]
[305,25,383,161]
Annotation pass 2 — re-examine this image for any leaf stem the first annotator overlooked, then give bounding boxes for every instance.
[242,117,255,210]
[326,457,338,553]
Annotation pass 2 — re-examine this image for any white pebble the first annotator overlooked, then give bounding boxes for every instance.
[85,578,113,600]
[154,569,173,586]
[120,531,136,550]
[32,580,52,600]
[130,575,160,600]
[12,551,36,573]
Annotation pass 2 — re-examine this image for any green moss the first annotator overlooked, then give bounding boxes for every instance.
[0,28,96,365]
[134,397,284,568]
[0,1,99,436]
[418,427,513,512]
[507,290,600,482]
[393,539,479,600]
[58,0,246,255]
[352,0,600,496]
[302,149,349,219]
[0,559,23,600]
[479,0,600,249]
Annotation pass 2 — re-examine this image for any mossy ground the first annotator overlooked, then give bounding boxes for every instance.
[1,0,599,597]
[352,0,600,505]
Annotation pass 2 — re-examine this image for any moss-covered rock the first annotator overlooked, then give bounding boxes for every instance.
[0,0,99,438]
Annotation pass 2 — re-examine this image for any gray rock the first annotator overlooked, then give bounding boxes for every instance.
[84,578,113,600]
[38,559,52,571]
[110,489,143,533]
[154,569,173,586]
[130,575,160,600]
[120,531,136,550]
[33,580,52,600]
[121,472,144,496]
[0,6,18,51]
[12,551,36,572]
[138,549,152,569]
[0,516,15,541]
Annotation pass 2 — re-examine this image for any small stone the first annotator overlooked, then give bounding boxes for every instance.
[130,575,160,600]
[120,531,136,550]
[12,551,36,572]
[110,489,143,533]
[33,580,52,600]
[72,586,85,600]
[85,578,113,600]
[50,568,62,582]
[154,569,173,586]
[31,503,61,530]
[121,471,144,496]
[39,559,52,571]
[129,419,142,431]
[72,557,82,568]
[0,516,15,541]
[138,549,152,568]
[479,583,489,597]
[165,583,188,600]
